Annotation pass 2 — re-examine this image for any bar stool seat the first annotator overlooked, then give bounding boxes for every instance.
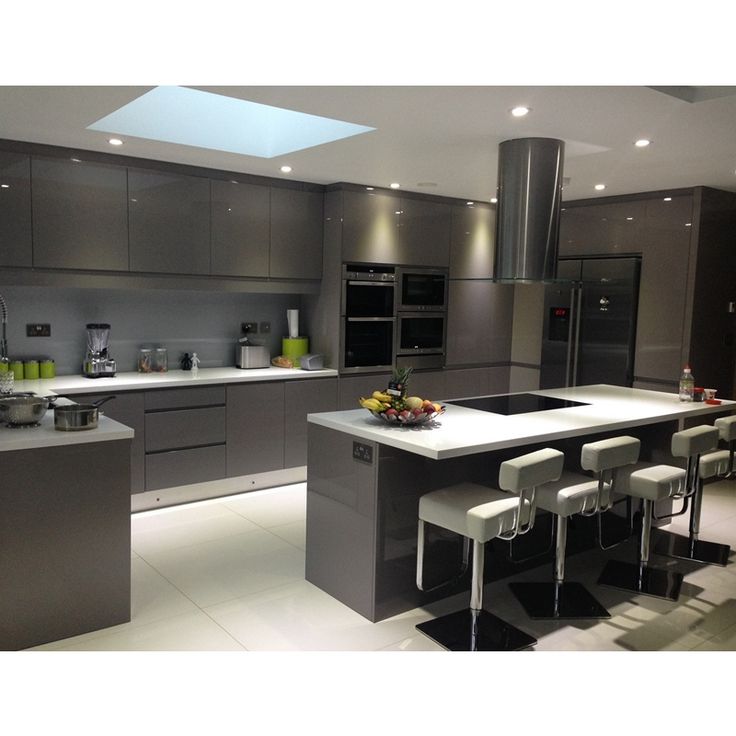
[699,416,736,480]
[510,436,639,620]
[598,425,716,601]
[415,447,564,651]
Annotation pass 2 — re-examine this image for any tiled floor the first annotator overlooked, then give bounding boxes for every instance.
[30,478,736,651]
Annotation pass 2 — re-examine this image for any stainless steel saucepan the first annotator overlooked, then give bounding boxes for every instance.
[53,396,116,431]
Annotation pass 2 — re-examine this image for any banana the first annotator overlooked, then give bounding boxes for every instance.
[372,391,393,402]
[359,397,386,412]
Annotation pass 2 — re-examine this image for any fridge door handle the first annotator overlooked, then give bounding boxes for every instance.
[564,287,576,387]
[570,285,583,387]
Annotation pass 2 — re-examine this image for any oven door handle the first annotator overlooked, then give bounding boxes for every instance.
[346,317,396,322]
[346,280,395,287]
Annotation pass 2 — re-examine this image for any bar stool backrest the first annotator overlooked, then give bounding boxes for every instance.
[499,448,564,492]
[715,416,736,443]
[671,426,719,459]
[581,436,640,473]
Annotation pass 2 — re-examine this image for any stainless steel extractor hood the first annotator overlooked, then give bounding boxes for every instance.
[494,137,565,282]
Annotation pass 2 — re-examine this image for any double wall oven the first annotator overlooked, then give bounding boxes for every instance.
[341,264,448,373]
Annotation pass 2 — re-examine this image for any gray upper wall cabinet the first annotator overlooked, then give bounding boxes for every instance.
[0,152,32,267]
[449,202,495,279]
[270,188,324,279]
[341,188,452,267]
[32,157,128,271]
[559,200,646,257]
[210,179,270,278]
[128,169,211,275]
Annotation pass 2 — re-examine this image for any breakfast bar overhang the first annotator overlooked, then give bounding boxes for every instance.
[305,385,735,622]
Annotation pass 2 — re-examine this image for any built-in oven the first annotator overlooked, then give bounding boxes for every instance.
[341,263,396,373]
[396,267,448,312]
[395,312,446,370]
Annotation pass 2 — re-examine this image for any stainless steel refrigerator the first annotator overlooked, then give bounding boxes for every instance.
[540,257,641,389]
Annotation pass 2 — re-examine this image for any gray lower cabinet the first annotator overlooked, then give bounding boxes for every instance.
[337,372,393,410]
[450,202,495,279]
[227,382,286,476]
[31,157,128,271]
[404,370,445,401]
[284,378,338,467]
[146,445,227,491]
[128,169,211,274]
[145,406,226,453]
[270,187,324,279]
[210,179,270,277]
[0,151,32,267]
[78,391,145,493]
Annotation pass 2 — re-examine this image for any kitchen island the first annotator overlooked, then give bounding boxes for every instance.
[305,385,735,621]
[0,411,134,650]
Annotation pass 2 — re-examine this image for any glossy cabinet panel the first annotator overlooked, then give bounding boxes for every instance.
[559,200,646,257]
[450,202,495,278]
[337,372,392,410]
[145,406,226,453]
[226,382,285,476]
[211,179,270,277]
[270,188,323,279]
[399,197,451,267]
[146,445,226,491]
[0,152,32,267]
[128,169,210,274]
[341,189,401,264]
[284,378,338,467]
[32,157,128,270]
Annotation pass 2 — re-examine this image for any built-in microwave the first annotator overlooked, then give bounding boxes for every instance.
[396,267,448,312]
[395,312,446,370]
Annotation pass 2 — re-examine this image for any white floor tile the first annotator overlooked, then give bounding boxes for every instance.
[140,528,305,608]
[268,520,306,550]
[224,483,306,528]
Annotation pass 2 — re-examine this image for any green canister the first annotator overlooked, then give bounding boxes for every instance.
[9,360,24,380]
[24,360,40,380]
[0,358,8,373]
[40,359,56,379]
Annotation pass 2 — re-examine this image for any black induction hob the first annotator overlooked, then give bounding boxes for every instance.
[447,393,589,415]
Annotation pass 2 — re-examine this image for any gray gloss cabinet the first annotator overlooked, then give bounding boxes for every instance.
[270,188,324,279]
[450,203,495,279]
[341,190,401,264]
[79,391,146,493]
[128,169,210,274]
[399,198,451,267]
[0,152,32,267]
[210,179,270,277]
[284,378,338,467]
[227,382,286,476]
[31,157,128,271]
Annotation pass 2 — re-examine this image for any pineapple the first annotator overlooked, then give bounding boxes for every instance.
[387,365,413,408]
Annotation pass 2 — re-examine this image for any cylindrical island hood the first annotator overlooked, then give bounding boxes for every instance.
[494,137,565,281]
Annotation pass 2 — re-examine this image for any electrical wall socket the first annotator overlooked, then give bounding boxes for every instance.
[241,322,257,334]
[259,321,271,334]
[27,323,51,337]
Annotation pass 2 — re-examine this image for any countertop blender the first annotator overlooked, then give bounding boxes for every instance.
[83,323,117,378]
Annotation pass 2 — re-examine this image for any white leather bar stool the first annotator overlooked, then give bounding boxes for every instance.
[415,447,564,651]
[597,425,717,600]
[510,435,641,620]
[654,416,735,567]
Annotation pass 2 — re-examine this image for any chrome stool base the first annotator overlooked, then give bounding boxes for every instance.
[509,581,610,620]
[416,609,537,651]
[597,559,683,601]
[652,529,731,567]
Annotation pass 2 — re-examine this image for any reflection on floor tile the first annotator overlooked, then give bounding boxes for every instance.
[28,478,736,651]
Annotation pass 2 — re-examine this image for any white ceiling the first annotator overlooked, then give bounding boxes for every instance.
[1,85,736,202]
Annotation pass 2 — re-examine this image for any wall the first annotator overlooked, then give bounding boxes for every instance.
[0,285,302,376]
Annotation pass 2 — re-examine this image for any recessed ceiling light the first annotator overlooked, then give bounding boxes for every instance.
[685,222,692,227]
[634,139,651,147]
[365,186,374,191]
[490,197,498,204]
[71,157,82,163]
[510,106,530,117]
[466,201,474,206]
[626,217,634,221]
[389,182,401,189]
[280,165,292,173]
[108,138,123,146]
[0,183,9,189]
[663,197,672,201]
[594,184,606,191]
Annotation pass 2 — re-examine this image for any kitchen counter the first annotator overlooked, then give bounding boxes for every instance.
[12,366,338,396]
[307,384,735,460]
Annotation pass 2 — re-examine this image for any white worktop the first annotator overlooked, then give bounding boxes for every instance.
[11,366,338,396]
[0,410,134,452]
[307,384,736,460]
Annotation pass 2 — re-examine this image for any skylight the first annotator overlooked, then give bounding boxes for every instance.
[87,86,375,158]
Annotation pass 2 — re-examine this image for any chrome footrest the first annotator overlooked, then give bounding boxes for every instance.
[416,609,537,651]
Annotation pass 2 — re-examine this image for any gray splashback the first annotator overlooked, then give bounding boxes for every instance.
[0,285,303,376]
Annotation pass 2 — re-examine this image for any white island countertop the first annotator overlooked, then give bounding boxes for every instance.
[308,385,735,460]
[11,366,338,396]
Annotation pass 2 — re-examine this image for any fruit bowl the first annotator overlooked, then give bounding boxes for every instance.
[367,406,445,425]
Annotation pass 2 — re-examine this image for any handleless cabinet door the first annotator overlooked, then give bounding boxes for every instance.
[270,187,324,279]
[399,198,451,267]
[284,378,338,467]
[211,179,270,277]
[341,189,401,264]
[0,152,32,267]
[450,202,495,278]
[128,169,210,275]
[226,382,285,476]
[32,157,128,270]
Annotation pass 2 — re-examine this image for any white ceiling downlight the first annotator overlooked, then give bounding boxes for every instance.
[510,106,530,117]
[594,184,606,191]
[634,139,651,147]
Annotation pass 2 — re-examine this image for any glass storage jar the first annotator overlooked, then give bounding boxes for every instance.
[138,348,153,373]
[153,347,168,373]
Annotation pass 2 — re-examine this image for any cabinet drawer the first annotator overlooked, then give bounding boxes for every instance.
[145,445,226,491]
[145,406,226,452]
[145,386,225,411]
